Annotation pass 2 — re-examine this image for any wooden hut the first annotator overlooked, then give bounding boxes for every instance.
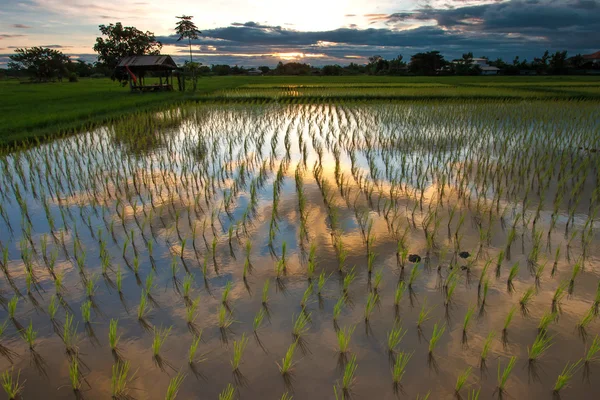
[117,55,179,92]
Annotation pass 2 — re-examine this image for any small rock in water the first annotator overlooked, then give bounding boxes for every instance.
[408,254,421,263]
[459,251,470,259]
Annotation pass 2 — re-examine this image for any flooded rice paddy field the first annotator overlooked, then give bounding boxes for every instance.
[0,101,600,399]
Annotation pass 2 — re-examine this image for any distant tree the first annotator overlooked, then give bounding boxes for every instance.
[322,64,343,76]
[569,54,585,69]
[212,64,232,76]
[258,66,271,74]
[8,47,71,82]
[408,51,447,75]
[549,51,568,74]
[532,50,550,74]
[73,60,95,77]
[388,55,407,75]
[175,16,201,64]
[93,22,162,82]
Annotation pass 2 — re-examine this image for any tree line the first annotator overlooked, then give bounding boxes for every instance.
[3,18,598,82]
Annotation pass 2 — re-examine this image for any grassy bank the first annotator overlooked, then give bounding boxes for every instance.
[2,75,600,146]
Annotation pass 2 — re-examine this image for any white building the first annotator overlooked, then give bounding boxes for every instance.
[471,58,500,75]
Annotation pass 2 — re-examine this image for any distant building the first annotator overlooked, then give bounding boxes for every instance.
[583,51,600,64]
[471,58,500,75]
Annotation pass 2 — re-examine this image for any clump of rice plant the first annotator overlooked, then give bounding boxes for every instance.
[455,367,472,395]
[218,305,234,329]
[584,335,599,364]
[300,284,313,309]
[480,331,495,365]
[333,296,345,321]
[1,368,24,400]
[576,307,595,336]
[341,354,358,395]
[231,333,248,372]
[218,383,235,400]
[507,262,519,292]
[69,358,82,392]
[519,286,535,315]
[188,333,205,365]
[111,361,135,399]
[394,281,406,308]
[408,263,421,289]
[364,292,378,322]
[552,281,569,313]
[165,371,185,400]
[336,325,355,354]
[462,305,476,334]
[527,331,553,362]
[109,319,120,351]
[553,359,581,394]
[138,290,149,320]
[428,323,446,355]
[7,296,17,320]
[342,267,356,292]
[496,356,517,395]
[392,351,412,388]
[417,299,434,329]
[387,321,407,354]
[502,306,517,337]
[81,300,92,323]
[537,311,556,333]
[262,279,270,305]
[277,341,297,375]
[253,308,266,332]
[21,320,37,349]
[222,281,232,305]
[569,258,583,291]
[152,325,172,359]
[292,312,311,338]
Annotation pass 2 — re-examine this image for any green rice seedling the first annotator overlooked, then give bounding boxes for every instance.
[262,279,270,305]
[570,258,583,290]
[22,320,37,349]
[462,305,476,333]
[300,284,313,308]
[1,368,24,400]
[280,392,292,400]
[392,351,412,387]
[342,354,358,394]
[372,269,383,292]
[138,290,149,320]
[408,263,421,288]
[317,270,328,294]
[182,274,193,299]
[109,319,120,351]
[445,274,459,306]
[584,335,600,363]
[48,295,58,320]
[528,331,553,362]
[221,281,232,305]
[496,356,517,395]
[576,307,595,335]
[81,300,92,323]
[333,296,345,321]
[186,297,200,325]
[253,308,265,332]
[364,292,379,322]
[552,281,569,312]
[428,323,446,354]
[165,371,185,400]
[394,281,406,307]
[116,266,123,293]
[519,286,536,315]
[218,305,234,329]
[336,325,355,353]
[218,383,235,400]
[481,331,495,364]
[416,392,430,400]
[152,325,172,358]
[534,261,546,285]
[553,359,581,393]
[231,333,248,371]
[538,311,556,333]
[387,320,407,354]
[593,281,600,313]
[188,333,203,364]
[468,388,480,400]
[455,367,472,395]
[342,267,356,292]
[111,361,135,399]
[277,341,297,375]
[281,241,287,269]
[69,358,82,392]
[417,299,434,329]
[7,296,17,319]
[292,312,311,338]
[63,313,79,354]
[507,262,519,291]
[480,277,490,307]
[502,306,517,335]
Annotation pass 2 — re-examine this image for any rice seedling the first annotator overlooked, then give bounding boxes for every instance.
[336,325,355,354]
[553,359,581,394]
[218,305,234,330]
[387,321,407,354]
[48,295,58,320]
[138,290,149,320]
[507,262,519,291]
[188,333,204,365]
[317,270,328,295]
[182,274,193,299]
[372,269,383,292]
[394,281,406,307]
[63,313,79,354]
[81,300,92,323]
[496,356,517,395]
[7,296,17,319]
[253,308,265,332]
[527,331,553,362]
[218,383,235,400]
[576,307,595,336]
[552,281,569,313]
[69,358,82,392]
[165,371,185,400]
[467,388,480,400]
[152,325,172,359]
[109,319,120,351]
[537,311,556,333]
[341,354,358,394]
[584,335,600,363]
[408,263,421,289]
[364,292,379,322]
[462,305,476,334]
[428,323,446,355]
[519,286,536,315]
[300,283,313,309]
[277,341,297,375]
[569,258,583,291]
[480,331,495,364]
[417,300,434,329]
[1,368,24,400]
[455,367,472,395]
[231,333,248,371]
[292,312,311,338]
[262,279,270,305]
[111,361,135,399]
[342,267,356,292]
[21,320,37,349]
[391,351,412,387]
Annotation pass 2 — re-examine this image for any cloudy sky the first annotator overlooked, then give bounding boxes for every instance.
[0,0,599,67]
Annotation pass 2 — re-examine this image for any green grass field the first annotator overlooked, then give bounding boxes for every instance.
[2,75,600,146]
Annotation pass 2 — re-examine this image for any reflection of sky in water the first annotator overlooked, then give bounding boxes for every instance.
[0,102,598,399]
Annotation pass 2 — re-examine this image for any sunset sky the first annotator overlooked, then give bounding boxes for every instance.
[1,0,598,67]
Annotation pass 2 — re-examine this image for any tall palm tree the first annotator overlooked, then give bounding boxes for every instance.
[175,16,201,63]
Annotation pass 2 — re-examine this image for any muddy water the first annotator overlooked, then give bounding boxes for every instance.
[0,102,599,399]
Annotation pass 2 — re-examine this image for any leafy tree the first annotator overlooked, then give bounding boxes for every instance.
[8,47,71,82]
[408,51,447,75]
[175,16,201,64]
[258,66,271,74]
[93,22,162,82]
[549,51,568,74]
